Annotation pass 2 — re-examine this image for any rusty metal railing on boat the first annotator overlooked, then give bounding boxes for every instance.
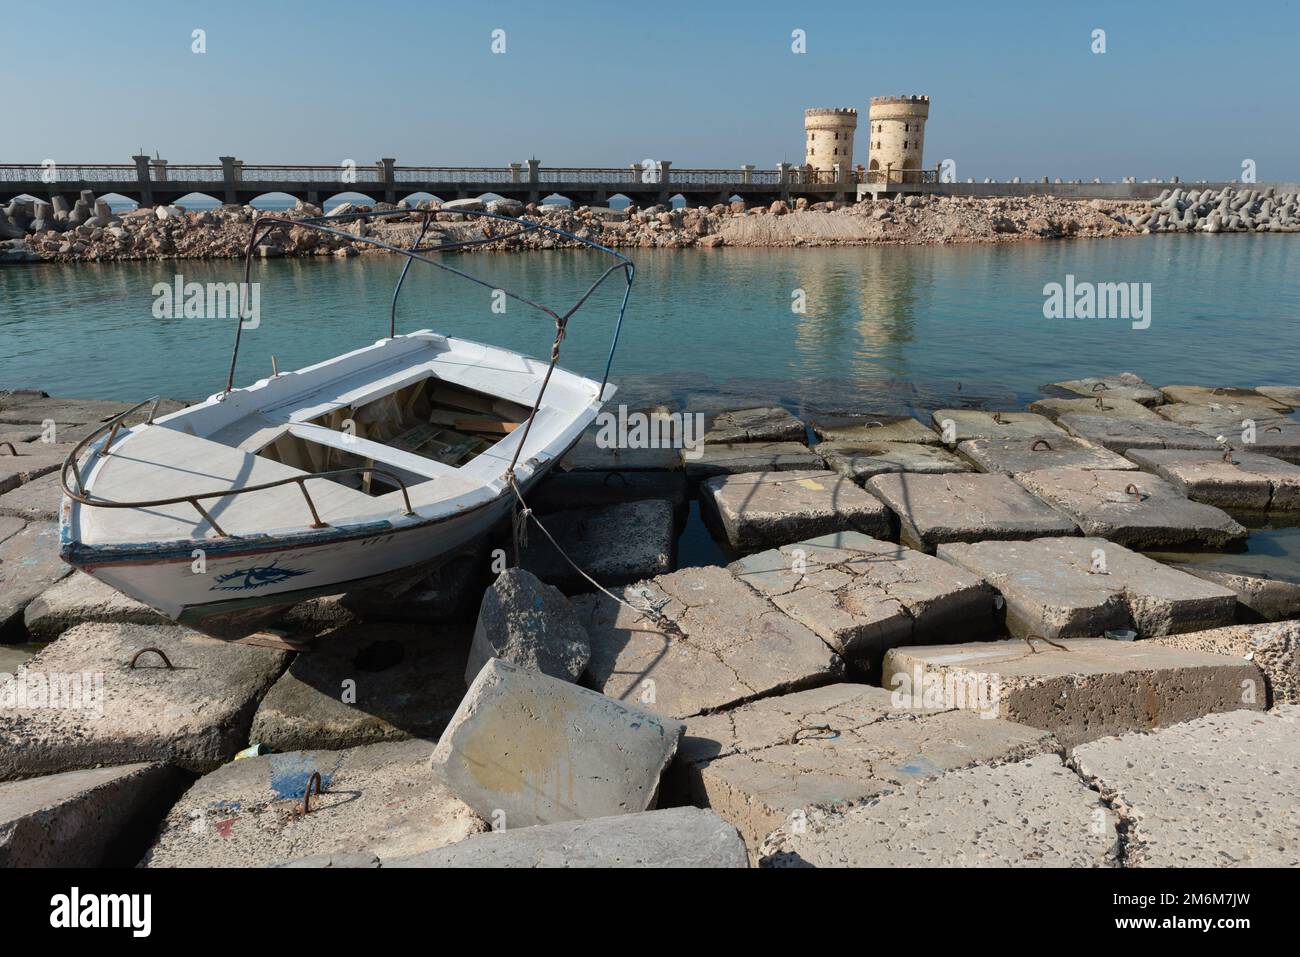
[60,398,416,538]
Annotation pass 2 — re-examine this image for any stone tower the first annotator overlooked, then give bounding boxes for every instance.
[867,95,930,181]
[804,108,858,175]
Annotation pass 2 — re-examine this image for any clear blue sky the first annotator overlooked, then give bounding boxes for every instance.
[7,0,1299,181]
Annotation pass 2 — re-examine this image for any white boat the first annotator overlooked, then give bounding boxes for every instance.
[59,209,633,637]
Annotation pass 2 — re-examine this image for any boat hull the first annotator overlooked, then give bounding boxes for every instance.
[68,484,521,639]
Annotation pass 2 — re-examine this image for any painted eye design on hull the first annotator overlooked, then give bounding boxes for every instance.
[211,560,310,591]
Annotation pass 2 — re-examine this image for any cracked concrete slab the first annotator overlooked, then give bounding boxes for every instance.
[1071,706,1300,867]
[700,469,891,551]
[930,410,1065,443]
[0,471,61,522]
[883,637,1263,748]
[23,571,163,640]
[728,532,998,662]
[1149,621,1299,706]
[936,536,1237,640]
[758,753,1119,867]
[0,521,73,630]
[430,658,685,828]
[1045,373,1164,406]
[1029,396,1162,421]
[672,682,1055,855]
[1126,449,1300,510]
[1013,467,1247,550]
[0,622,290,780]
[387,807,748,868]
[685,441,823,479]
[1059,414,1222,455]
[815,441,970,482]
[142,739,486,867]
[866,472,1078,552]
[1159,385,1292,413]
[959,436,1136,474]
[703,407,806,444]
[0,442,68,496]
[573,565,844,718]
[809,414,939,445]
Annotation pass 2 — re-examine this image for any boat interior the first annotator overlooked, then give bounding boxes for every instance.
[70,332,608,546]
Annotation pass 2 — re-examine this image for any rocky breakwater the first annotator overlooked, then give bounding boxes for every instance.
[1128,185,1300,233]
[0,191,1153,265]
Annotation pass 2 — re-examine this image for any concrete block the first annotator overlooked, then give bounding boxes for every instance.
[574,565,843,718]
[883,637,1263,747]
[1071,707,1300,867]
[937,536,1237,639]
[959,435,1136,474]
[674,683,1054,854]
[0,515,25,546]
[0,394,137,427]
[559,426,682,472]
[685,441,823,479]
[0,622,290,780]
[1045,373,1163,406]
[866,472,1077,552]
[1028,396,1162,421]
[1153,400,1287,432]
[1159,384,1292,412]
[0,471,61,521]
[700,469,891,551]
[1159,558,1300,623]
[1013,467,1247,550]
[730,532,997,662]
[759,753,1119,868]
[809,414,939,445]
[529,469,688,515]
[23,571,163,640]
[1257,385,1300,407]
[0,521,72,629]
[142,739,485,867]
[0,763,185,867]
[703,406,805,443]
[250,622,468,753]
[466,568,590,684]
[1128,448,1300,510]
[815,440,970,482]
[388,807,748,868]
[1058,414,1221,454]
[516,500,675,594]
[929,410,1064,442]
[0,442,67,496]
[430,658,685,828]
[1149,621,1298,705]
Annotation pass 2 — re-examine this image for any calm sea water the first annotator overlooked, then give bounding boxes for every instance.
[1,235,1297,409]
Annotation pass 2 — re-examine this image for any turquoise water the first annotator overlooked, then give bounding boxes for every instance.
[1,235,1297,408]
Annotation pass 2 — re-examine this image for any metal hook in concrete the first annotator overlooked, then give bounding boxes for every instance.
[1031,439,1053,451]
[129,647,174,670]
[303,771,323,814]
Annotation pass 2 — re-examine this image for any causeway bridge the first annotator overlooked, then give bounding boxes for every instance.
[0,156,878,208]
[1,157,1264,209]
